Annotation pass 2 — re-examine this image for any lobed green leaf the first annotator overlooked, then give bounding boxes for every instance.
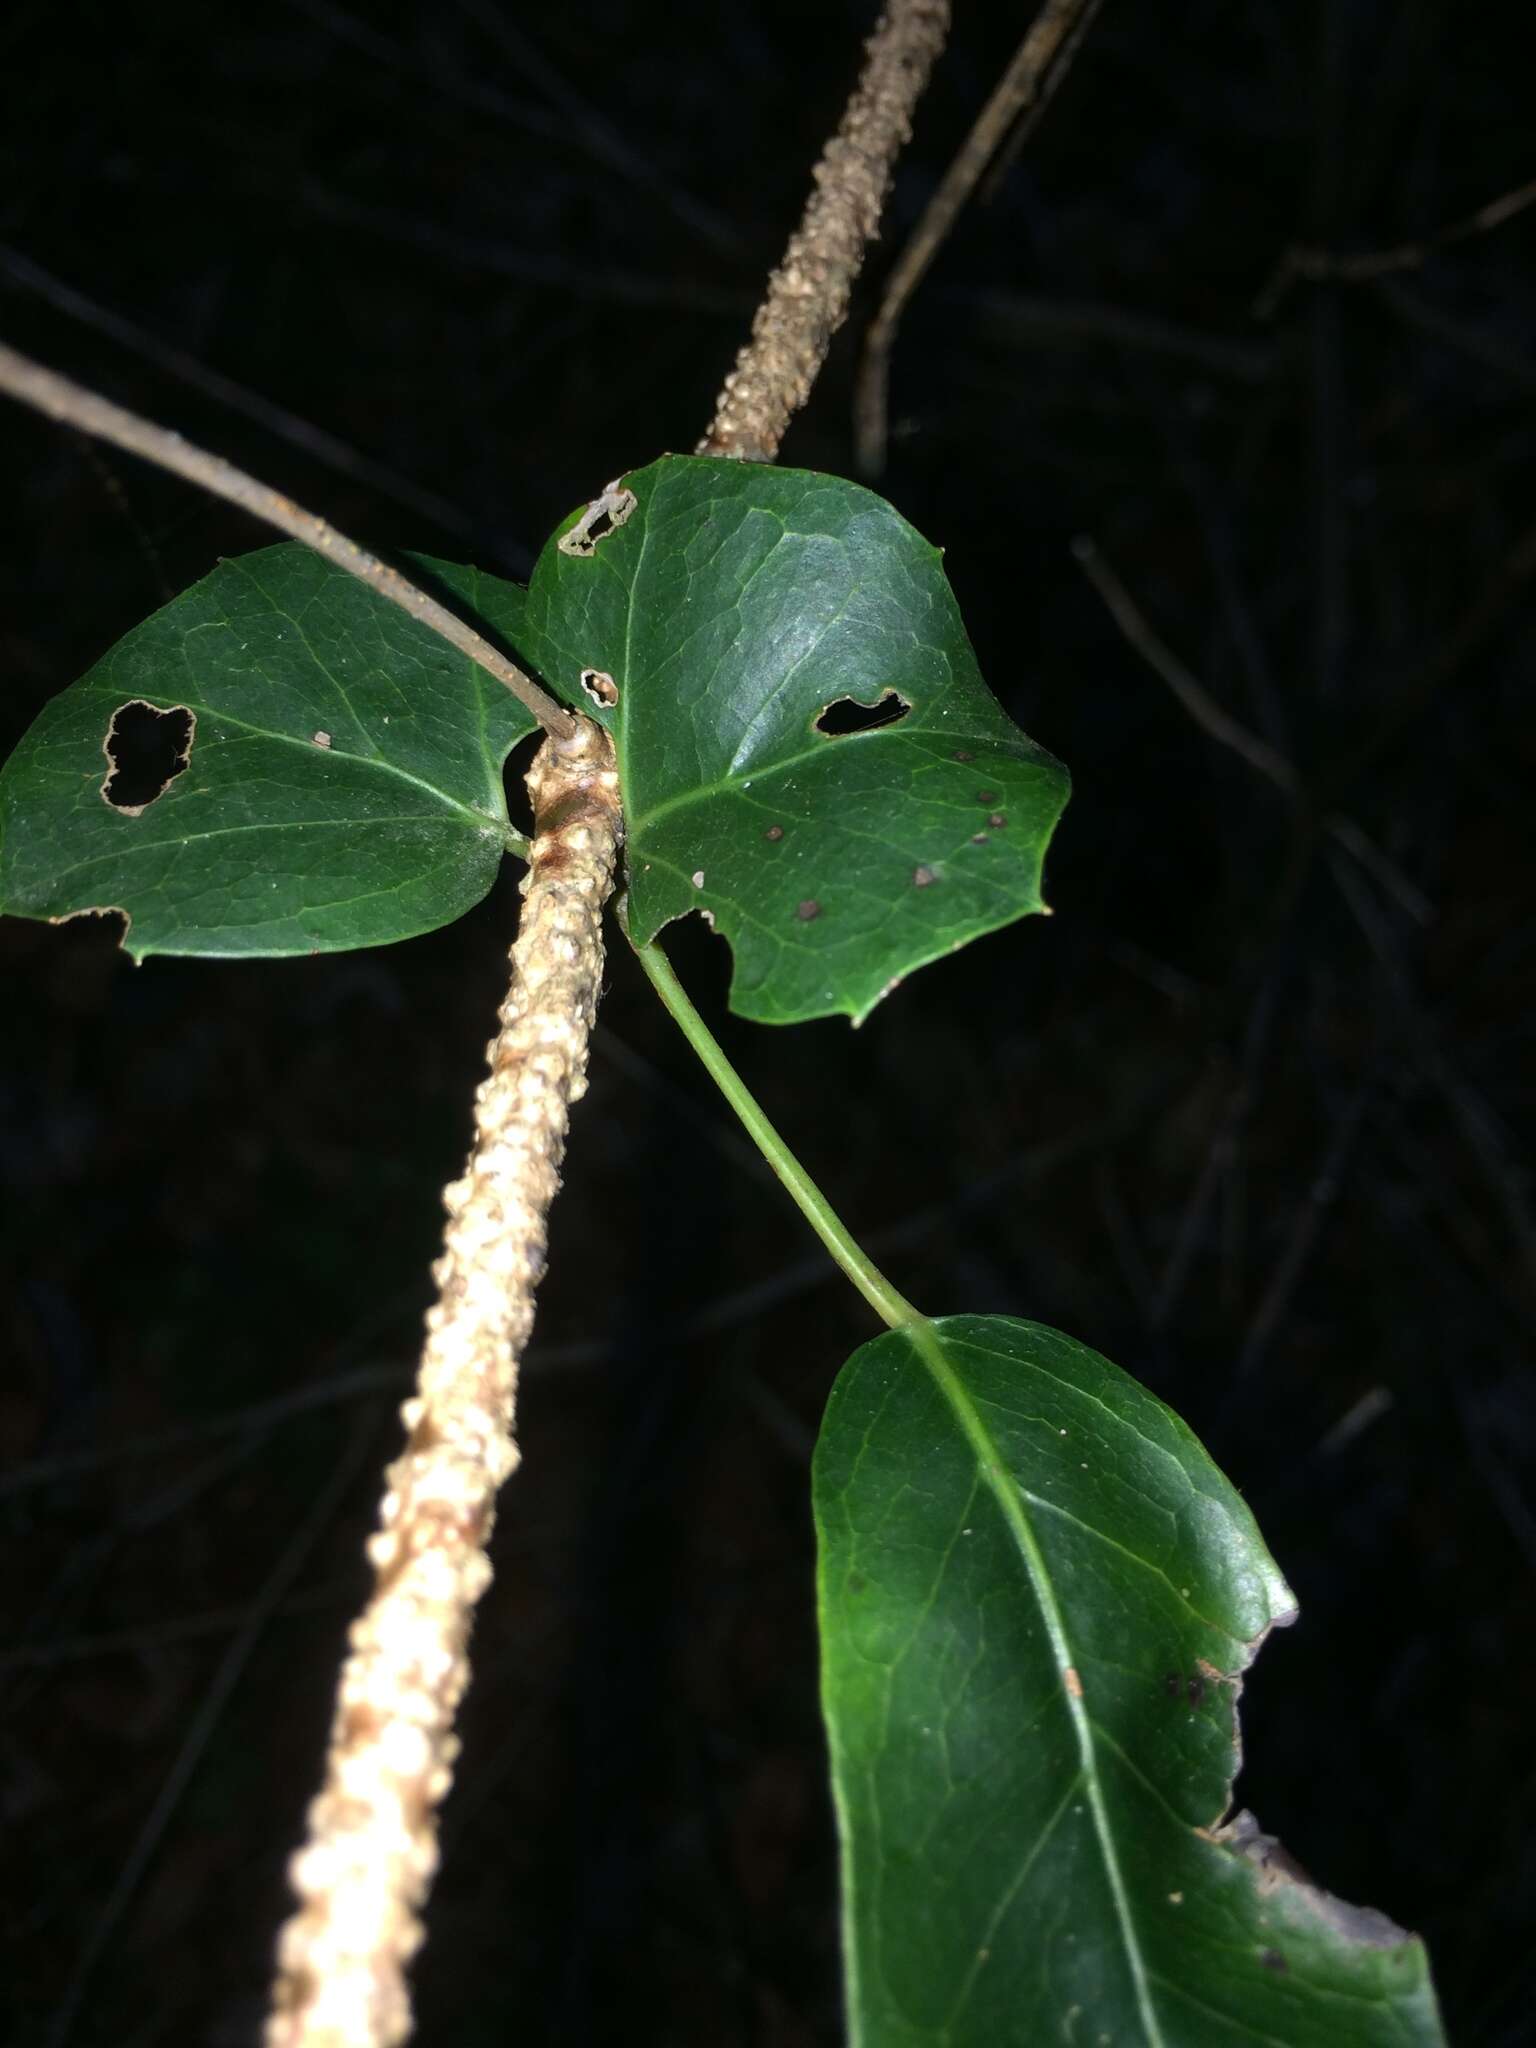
[519,456,1070,1024]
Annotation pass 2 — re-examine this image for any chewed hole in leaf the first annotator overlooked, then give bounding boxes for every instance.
[580,668,620,708]
[814,690,910,738]
[557,479,638,558]
[100,701,195,816]
[49,903,130,945]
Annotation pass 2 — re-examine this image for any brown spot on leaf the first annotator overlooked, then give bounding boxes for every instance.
[1186,1673,1207,1707]
[764,824,785,842]
[987,811,1007,829]
[795,899,822,922]
[976,788,998,805]
[101,699,195,815]
[1063,1666,1084,1699]
[952,749,974,762]
[1164,1672,1181,1699]
[1260,1949,1289,1973]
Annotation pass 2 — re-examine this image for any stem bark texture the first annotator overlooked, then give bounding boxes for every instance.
[265,722,621,2048]
[698,0,950,462]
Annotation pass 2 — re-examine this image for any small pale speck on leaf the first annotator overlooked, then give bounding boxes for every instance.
[312,731,332,748]
[912,865,937,888]
[952,749,973,762]
[796,899,822,922]
[691,870,705,888]
[971,831,989,844]
[1063,1666,1083,1699]
[988,811,1007,829]
[764,824,785,842]
[1168,1892,1184,1905]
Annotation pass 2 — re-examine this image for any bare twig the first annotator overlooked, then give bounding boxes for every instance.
[265,720,622,2048]
[698,0,952,463]
[0,341,576,740]
[856,0,1104,474]
[0,245,492,546]
[1073,535,1434,923]
[1070,535,1298,795]
[1255,171,1536,319]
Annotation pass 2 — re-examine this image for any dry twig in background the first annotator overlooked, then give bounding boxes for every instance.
[266,722,623,2048]
[698,0,951,463]
[0,341,574,741]
[855,0,1103,476]
[1254,172,1536,319]
[1071,534,1297,796]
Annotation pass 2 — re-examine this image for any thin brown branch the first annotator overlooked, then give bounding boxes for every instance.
[1071,535,1298,796]
[265,720,622,2048]
[0,340,576,741]
[1074,536,1436,930]
[0,244,489,545]
[698,0,952,463]
[855,0,1104,476]
[1255,171,1536,319]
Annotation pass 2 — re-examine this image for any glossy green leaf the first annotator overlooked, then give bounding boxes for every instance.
[0,543,539,958]
[520,456,1070,1024]
[816,1315,1444,2047]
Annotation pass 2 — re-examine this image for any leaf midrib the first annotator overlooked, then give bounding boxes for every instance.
[901,1312,1168,2048]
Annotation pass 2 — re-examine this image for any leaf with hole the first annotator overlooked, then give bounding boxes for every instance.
[518,456,1070,1024]
[816,1315,1445,2047]
[0,543,539,957]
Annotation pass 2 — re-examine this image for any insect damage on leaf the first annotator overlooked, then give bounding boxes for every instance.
[814,689,911,737]
[580,668,620,708]
[1209,1811,1415,1950]
[557,477,638,557]
[101,700,194,816]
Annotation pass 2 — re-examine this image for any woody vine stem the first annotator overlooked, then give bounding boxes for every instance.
[265,4,952,2044]
[0,7,955,2042]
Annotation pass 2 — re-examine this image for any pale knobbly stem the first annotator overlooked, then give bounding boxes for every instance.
[697,0,951,463]
[265,719,622,2048]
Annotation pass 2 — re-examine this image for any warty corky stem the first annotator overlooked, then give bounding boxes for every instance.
[266,719,621,2048]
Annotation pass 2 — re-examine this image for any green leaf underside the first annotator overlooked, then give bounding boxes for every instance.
[520,456,1071,1024]
[0,544,539,958]
[815,1316,1444,2048]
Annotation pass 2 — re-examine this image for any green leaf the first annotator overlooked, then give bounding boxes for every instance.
[815,1315,1444,2047]
[519,457,1070,1024]
[0,543,539,958]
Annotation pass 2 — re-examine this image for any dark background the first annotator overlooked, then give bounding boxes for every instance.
[3,2,1534,2043]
